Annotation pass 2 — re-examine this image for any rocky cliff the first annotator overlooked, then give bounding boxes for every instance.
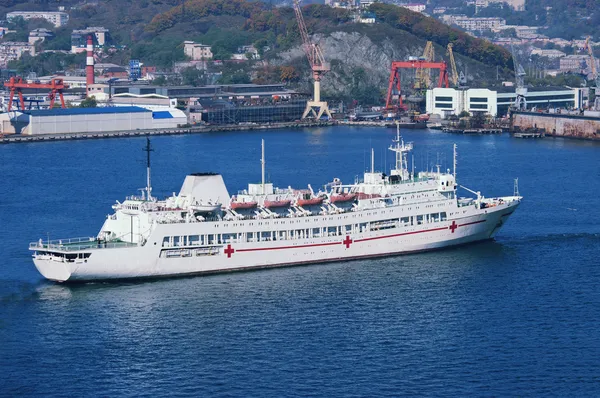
[275,27,510,102]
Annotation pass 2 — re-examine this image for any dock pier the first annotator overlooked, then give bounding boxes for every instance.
[0,121,334,144]
[513,131,545,138]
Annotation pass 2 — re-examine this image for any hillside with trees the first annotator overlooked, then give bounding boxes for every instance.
[431,0,599,40]
[1,0,516,105]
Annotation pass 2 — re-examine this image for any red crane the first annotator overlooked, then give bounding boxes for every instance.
[293,0,331,119]
[385,60,449,109]
[4,76,69,112]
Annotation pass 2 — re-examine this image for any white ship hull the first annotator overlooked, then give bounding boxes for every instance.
[32,198,519,282]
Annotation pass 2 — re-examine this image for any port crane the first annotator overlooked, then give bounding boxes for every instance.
[585,36,600,110]
[385,60,449,109]
[4,76,69,112]
[293,0,332,120]
[510,43,527,111]
[415,41,435,89]
[446,43,459,87]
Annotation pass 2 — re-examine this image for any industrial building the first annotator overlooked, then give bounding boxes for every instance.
[191,97,307,124]
[105,83,307,124]
[109,83,295,100]
[426,86,587,118]
[0,81,308,132]
[24,106,186,135]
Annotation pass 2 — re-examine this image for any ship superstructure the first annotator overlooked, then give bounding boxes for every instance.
[30,131,522,282]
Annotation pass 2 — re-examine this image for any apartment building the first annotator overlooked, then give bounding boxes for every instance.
[530,49,566,59]
[399,3,426,13]
[475,0,525,11]
[28,28,54,45]
[441,15,506,31]
[559,55,595,73]
[184,41,213,61]
[0,41,35,67]
[7,11,69,27]
[71,27,109,53]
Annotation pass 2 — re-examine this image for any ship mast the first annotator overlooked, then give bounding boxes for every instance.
[371,148,375,173]
[389,121,413,181]
[453,144,457,180]
[261,139,265,195]
[143,137,153,200]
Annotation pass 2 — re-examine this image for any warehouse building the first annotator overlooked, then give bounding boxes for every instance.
[24,106,187,135]
[109,83,296,100]
[426,86,587,118]
[192,97,306,124]
[150,109,188,129]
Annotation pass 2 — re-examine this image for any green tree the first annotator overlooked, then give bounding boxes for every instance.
[471,111,486,128]
[80,97,98,108]
[181,67,206,86]
[219,71,250,84]
[152,75,167,86]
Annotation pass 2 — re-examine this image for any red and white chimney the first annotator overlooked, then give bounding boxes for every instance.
[86,34,95,94]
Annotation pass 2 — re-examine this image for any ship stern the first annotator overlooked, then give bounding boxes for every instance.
[33,256,72,282]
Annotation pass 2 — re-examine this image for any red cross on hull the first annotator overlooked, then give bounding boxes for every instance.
[224,244,235,258]
[343,235,353,248]
[449,221,458,233]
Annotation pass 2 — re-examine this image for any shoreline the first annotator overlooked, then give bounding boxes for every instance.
[0,121,335,145]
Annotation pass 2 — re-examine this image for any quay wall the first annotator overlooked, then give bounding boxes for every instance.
[512,112,600,140]
[0,121,334,144]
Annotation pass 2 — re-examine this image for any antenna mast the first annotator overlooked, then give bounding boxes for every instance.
[143,137,154,200]
[371,148,374,173]
[453,143,457,180]
[261,139,265,195]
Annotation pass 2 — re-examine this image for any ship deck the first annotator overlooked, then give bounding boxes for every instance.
[30,237,137,252]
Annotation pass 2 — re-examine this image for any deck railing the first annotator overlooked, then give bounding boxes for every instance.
[29,237,138,252]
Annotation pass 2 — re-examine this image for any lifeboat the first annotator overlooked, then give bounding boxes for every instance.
[191,202,221,212]
[357,193,381,200]
[297,196,324,206]
[230,201,258,210]
[330,193,357,203]
[264,199,292,208]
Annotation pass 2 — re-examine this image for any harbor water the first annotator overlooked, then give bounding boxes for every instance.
[1,127,599,396]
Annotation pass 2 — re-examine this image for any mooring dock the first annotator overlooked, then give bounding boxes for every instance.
[0,121,334,144]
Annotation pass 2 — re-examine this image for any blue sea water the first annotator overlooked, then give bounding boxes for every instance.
[1,127,599,396]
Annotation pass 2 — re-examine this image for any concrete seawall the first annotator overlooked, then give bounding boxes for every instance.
[0,121,334,145]
[512,112,600,140]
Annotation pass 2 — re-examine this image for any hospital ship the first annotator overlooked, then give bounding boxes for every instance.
[30,129,522,282]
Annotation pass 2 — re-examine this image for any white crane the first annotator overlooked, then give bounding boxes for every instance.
[585,36,600,110]
[510,43,527,111]
[293,0,332,120]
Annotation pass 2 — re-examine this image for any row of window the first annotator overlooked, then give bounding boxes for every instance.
[161,212,449,247]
